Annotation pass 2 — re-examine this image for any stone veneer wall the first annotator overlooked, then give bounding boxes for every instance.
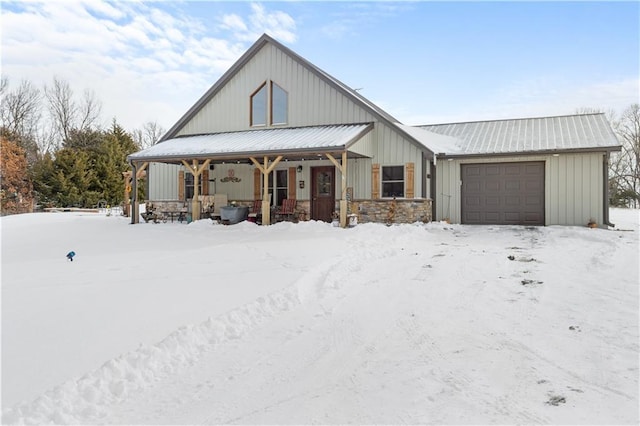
[237,198,432,224]
[349,199,432,224]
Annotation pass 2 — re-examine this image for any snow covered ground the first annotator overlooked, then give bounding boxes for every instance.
[1,208,638,425]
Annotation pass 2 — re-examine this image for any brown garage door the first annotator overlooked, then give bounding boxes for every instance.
[461,162,544,225]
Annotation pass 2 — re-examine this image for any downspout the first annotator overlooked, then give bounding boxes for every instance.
[603,152,614,227]
[431,153,438,222]
[130,161,138,225]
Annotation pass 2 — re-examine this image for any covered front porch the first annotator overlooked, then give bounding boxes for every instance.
[127,124,374,227]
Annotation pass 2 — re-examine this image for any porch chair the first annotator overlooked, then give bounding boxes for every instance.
[275,198,296,222]
[248,199,262,223]
[199,195,215,218]
[210,194,228,221]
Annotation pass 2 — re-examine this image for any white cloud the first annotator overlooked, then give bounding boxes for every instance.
[81,0,126,20]
[1,1,300,132]
[220,13,248,32]
[222,3,296,44]
[248,3,296,43]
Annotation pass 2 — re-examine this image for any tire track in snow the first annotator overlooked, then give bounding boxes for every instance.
[189,230,422,425]
[2,256,345,425]
[99,238,402,424]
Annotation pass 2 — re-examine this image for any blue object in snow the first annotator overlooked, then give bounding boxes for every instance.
[66,251,76,261]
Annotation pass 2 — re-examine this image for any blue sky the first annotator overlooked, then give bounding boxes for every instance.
[1,1,638,132]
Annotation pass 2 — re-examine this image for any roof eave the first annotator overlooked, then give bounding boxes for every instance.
[436,146,623,160]
[390,124,437,157]
[128,145,371,165]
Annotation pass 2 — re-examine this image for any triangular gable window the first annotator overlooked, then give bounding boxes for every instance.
[250,80,288,127]
[250,83,267,127]
[271,82,288,125]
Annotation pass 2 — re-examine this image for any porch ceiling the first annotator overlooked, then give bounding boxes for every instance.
[128,123,373,164]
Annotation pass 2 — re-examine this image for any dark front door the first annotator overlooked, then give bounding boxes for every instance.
[311,166,335,222]
[461,162,545,225]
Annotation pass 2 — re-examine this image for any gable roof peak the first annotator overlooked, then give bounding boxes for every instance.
[161,33,401,141]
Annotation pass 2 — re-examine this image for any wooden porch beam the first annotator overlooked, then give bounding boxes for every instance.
[249,156,264,173]
[136,162,148,179]
[325,153,343,173]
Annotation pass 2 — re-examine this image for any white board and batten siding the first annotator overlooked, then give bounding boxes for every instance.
[148,163,181,200]
[436,152,605,226]
[164,42,429,202]
[149,162,268,201]
[176,43,376,136]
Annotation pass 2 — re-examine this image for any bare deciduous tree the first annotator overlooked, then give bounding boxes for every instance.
[78,88,103,130]
[612,104,640,207]
[0,78,42,163]
[0,76,7,97]
[45,77,77,145]
[0,78,42,141]
[132,121,166,149]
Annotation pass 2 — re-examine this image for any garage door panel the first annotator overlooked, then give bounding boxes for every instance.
[505,180,520,190]
[504,165,521,175]
[504,212,521,222]
[465,196,481,207]
[505,196,522,206]
[525,212,542,223]
[465,166,482,176]
[485,196,500,206]
[466,181,481,191]
[485,166,500,176]
[466,212,481,222]
[485,180,500,191]
[525,195,542,205]
[485,212,499,222]
[461,162,544,225]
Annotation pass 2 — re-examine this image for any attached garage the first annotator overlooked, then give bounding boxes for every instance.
[417,113,621,227]
[461,162,544,225]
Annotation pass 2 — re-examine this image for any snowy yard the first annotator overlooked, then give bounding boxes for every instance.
[1,208,638,425]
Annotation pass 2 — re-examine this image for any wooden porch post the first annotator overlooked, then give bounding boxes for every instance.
[125,162,148,223]
[326,152,348,228]
[123,171,132,217]
[130,164,137,223]
[181,159,211,221]
[134,163,147,223]
[262,157,270,225]
[250,155,283,225]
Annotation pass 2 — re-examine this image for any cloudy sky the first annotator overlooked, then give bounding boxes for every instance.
[2,1,638,133]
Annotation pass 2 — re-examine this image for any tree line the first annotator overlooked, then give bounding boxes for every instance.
[1,76,164,214]
[1,76,638,215]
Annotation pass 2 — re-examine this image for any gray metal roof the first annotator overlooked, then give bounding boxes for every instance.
[419,113,620,156]
[395,124,465,155]
[129,123,373,163]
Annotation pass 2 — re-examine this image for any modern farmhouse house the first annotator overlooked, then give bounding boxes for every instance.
[127,34,620,227]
